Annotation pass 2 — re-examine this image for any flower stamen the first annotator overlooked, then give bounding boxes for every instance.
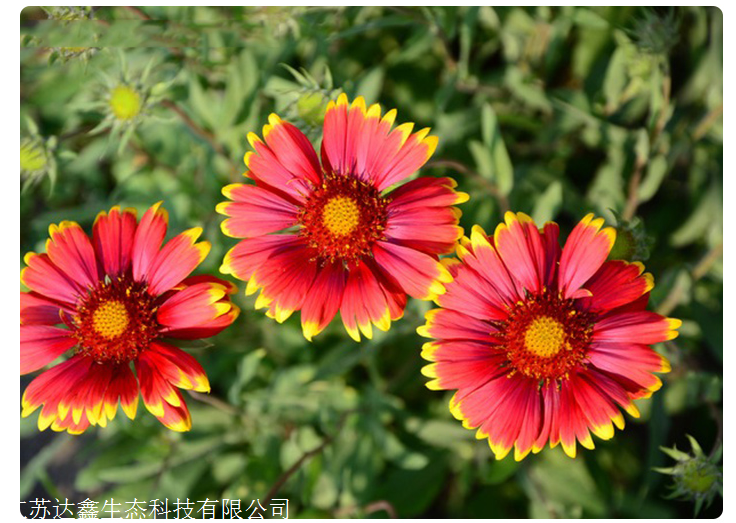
[92,300,129,339]
[73,277,158,364]
[299,172,388,265]
[524,316,565,358]
[498,291,593,382]
[322,196,360,236]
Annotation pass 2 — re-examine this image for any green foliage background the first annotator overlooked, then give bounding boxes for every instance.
[20,6,722,518]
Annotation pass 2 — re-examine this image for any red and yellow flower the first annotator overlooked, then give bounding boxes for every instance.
[217,94,467,341]
[20,203,239,434]
[419,212,679,460]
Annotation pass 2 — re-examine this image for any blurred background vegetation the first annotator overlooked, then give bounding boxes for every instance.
[20,6,722,518]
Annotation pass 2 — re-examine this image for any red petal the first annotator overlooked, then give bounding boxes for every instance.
[372,241,452,300]
[158,282,231,329]
[21,325,77,374]
[45,221,100,291]
[177,274,238,294]
[339,260,396,341]
[587,341,669,392]
[594,311,680,344]
[451,371,511,427]
[422,339,503,363]
[572,372,624,441]
[579,260,654,312]
[387,177,467,211]
[371,127,437,191]
[148,341,210,393]
[21,253,82,305]
[102,363,139,421]
[246,121,318,202]
[131,202,169,284]
[418,308,498,344]
[156,390,192,432]
[136,349,194,432]
[220,234,302,282]
[50,412,91,435]
[261,115,321,185]
[320,94,352,177]
[435,262,508,321]
[250,240,319,325]
[60,362,115,427]
[556,379,595,457]
[217,183,299,238]
[321,95,437,191]
[558,214,616,299]
[493,212,546,295]
[301,262,347,341]
[136,352,184,417]
[146,228,210,296]
[21,355,93,430]
[384,206,463,256]
[92,206,138,277]
[424,352,506,391]
[463,226,523,306]
[534,383,561,452]
[540,222,561,288]
[20,291,69,325]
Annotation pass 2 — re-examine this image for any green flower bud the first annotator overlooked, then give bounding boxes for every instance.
[20,139,48,173]
[629,8,679,57]
[655,435,722,515]
[109,85,143,121]
[608,212,653,262]
[297,92,329,126]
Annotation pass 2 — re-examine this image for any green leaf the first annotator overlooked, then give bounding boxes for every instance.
[21,436,70,499]
[504,68,553,114]
[670,181,722,247]
[532,181,563,224]
[472,103,514,196]
[312,472,339,509]
[527,448,606,517]
[213,452,247,484]
[638,154,668,203]
[188,76,217,130]
[603,47,629,111]
[374,453,448,517]
[573,8,609,30]
[228,348,266,405]
[355,67,385,104]
[406,417,475,449]
[458,7,479,80]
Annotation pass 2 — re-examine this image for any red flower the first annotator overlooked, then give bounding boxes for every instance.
[217,94,467,341]
[20,203,239,434]
[419,212,679,460]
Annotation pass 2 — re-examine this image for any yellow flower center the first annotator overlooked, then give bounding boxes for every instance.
[92,300,129,339]
[109,85,142,121]
[524,316,566,358]
[20,142,47,172]
[322,196,360,236]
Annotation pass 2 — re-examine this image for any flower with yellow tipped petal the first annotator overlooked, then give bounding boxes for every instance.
[217,94,468,342]
[20,203,239,434]
[419,212,678,461]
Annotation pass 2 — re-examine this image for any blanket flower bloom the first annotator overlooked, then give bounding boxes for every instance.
[20,203,239,434]
[419,212,679,460]
[217,94,467,341]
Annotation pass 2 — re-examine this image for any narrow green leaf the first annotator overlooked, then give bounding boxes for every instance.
[532,181,563,224]
[479,103,514,195]
[638,154,668,203]
[355,67,385,104]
